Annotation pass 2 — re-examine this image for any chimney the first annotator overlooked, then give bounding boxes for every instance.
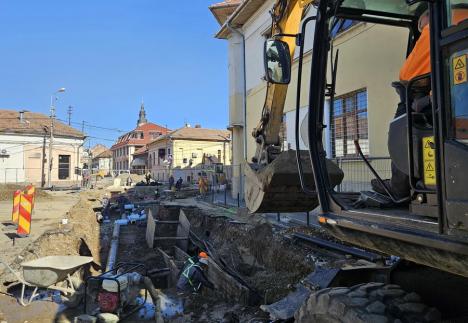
[195,124,201,128]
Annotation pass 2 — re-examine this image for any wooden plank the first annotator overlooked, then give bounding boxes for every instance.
[146,207,157,248]
[174,246,190,263]
[155,220,179,224]
[176,209,191,252]
[158,248,180,287]
[206,258,250,305]
[154,237,189,241]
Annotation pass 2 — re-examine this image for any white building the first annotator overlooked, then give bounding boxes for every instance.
[0,109,85,185]
[91,149,113,175]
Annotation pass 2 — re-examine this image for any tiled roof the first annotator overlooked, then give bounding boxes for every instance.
[0,109,84,138]
[215,0,267,39]
[94,149,112,159]
[209,0,242,25]
[133,145,148,156]
[150,127,231,144]
[111,122,170,150]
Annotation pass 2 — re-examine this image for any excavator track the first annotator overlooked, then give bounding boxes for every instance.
[245,150,344,213]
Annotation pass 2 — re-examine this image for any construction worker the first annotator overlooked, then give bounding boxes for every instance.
[175,177,183,191]
[145,171,152,185]
[198,174,208,198]
[176,252,214,294]
[168,175,175,190]
[372,6,468,199]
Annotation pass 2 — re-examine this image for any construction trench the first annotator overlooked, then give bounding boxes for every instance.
[0,185,387,322]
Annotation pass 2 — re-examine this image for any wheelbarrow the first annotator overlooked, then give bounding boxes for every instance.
[0,255,93,306]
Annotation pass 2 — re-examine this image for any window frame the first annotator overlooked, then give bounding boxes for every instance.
[330,89,369,158]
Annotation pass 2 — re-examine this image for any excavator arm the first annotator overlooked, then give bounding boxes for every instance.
[245,0,344,213]
[252,0,312,166]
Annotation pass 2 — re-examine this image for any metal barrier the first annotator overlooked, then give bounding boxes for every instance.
[331,157,392,192]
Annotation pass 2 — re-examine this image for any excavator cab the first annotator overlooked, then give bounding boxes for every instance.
[254,0,468,279]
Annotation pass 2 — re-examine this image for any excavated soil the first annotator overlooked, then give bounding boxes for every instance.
[0,184,51,201]
[0,190,104,290]
[185,208,315,304]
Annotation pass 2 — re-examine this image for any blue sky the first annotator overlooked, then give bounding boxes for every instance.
[0,1,228,147]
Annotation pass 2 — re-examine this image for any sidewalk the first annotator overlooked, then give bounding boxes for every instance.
[203,188,320,228]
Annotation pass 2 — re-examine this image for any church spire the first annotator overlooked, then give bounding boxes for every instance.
[137,100,148,127]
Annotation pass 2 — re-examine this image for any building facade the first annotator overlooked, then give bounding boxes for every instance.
[91,149,113,175]
[110,103,169,171]
[147,126,231,183]
[212,0,408,197]
[0,109,85,185]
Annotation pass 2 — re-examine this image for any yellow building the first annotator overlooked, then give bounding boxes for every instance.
[212,0,409,196]
[147,126,231,183]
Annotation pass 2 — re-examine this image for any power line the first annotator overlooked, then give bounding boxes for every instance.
[87,136,116,142]
[60,119,125,133]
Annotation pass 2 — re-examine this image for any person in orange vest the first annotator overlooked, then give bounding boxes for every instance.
[372,6,468,198]
[400,6,468,82]
[198,174,208,198]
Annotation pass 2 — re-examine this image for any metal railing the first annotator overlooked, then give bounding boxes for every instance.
[331,156,392,192]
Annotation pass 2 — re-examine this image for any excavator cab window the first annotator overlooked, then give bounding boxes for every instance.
[264,39,292,84]
[340,0,425,16]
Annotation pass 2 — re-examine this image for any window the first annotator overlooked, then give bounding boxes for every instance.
[449,50,468,142]
[330,89,369,157]
[192,152,198,159]
[158,148,166,159]
[58,155,70,180]
[183,158,188,164]
[217,150,222,161]
[446,1,468,27]
[340,0,425,16]
[330,19,356,38]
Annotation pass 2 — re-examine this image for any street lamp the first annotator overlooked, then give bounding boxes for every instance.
[47,88,66,188]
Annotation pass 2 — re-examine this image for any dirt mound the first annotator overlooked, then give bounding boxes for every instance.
[0,184,50,201]
[186,210,313,304]
[0,191,104,290]
[117,173,145,183]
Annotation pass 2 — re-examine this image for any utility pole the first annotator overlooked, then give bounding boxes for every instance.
[47,98,55,188]
[47,88,65,188]
[41,127,47,188]
[81,120,85,133]
[67,106,73,125]
[223,140,226,165]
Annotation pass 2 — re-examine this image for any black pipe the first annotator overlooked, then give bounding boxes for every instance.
[293,233,382,262]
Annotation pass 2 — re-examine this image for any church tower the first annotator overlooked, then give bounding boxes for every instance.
[137,101,148,127]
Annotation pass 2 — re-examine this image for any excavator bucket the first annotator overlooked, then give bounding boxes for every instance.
[245,150,344,213]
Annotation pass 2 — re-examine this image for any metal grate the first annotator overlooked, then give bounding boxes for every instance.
[331,89,369,158]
